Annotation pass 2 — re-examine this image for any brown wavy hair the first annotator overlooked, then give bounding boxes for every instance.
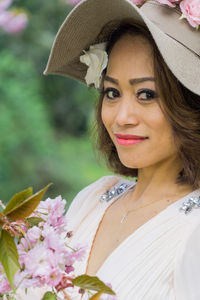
[94,20,200,189]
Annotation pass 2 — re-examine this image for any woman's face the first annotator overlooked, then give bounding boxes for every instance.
[101,34,178,169]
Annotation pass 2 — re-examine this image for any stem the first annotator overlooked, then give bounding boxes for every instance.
[15,274,28,290]
[65,244,76,252]
[34,208,49,215]
[62,290,72,300]
[23,233,33,250]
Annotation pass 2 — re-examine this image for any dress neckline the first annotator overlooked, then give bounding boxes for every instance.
[86,179,200,276]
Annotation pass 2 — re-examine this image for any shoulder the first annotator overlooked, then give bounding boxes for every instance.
[66,175,122,217]
[174,212,200,300]
[66,175,135,226]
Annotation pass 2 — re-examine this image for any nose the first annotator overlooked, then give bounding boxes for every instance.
[115,95,140,127]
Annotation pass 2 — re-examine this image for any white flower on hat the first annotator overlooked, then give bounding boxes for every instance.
[80,42,108,89]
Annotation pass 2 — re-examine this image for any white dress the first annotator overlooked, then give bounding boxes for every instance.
[16,175,200,300]
[65,175,200,300]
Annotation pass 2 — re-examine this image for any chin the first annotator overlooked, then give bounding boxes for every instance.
[119,159,141,169]
[118,154,151,169]
[116,146,148,168]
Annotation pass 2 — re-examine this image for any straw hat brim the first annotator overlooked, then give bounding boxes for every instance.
[44,0,200,96]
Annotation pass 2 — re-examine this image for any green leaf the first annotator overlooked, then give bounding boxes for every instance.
[3,187,33,215]
[26,217,45,226]
[72,275,115,295]
[0,230,20,290]
[4,183,52,221]
[42,291,57,300]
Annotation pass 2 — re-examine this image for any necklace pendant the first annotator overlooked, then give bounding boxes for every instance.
[120,213,127,224]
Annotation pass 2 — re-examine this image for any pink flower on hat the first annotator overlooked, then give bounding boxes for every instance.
[131,0,145,6]
[180,0,200,28]
[156,0,180,8]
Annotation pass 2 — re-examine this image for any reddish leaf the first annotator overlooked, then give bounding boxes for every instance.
[5,183,52,221]
[3,187,33,216]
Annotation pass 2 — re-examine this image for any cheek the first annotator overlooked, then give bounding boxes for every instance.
[146,104,169,134]
[150,113,176,153]
[144,105,176,147]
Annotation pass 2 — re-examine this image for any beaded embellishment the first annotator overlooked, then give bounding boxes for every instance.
[101,183,200,215]
[100,183,130,203]
[179,196,200,214]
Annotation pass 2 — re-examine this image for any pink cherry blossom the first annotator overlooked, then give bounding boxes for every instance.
[44,267,63,287]
[3,195,94,298]
[64,245,86,267]
[0,273,11,293]
[65,265,74,274]
[72,244,87,261]
[0,10,28,34]
[180,0,200,28]
[0,0,12,13]
[131,0,145,5]
[23,244,53,278]
[43,229,67,261]
[17,237,30,252]
[21,276,43,289]
[36,196,67,229]
[72,248,86,262]
[156,0,180,8]
[26,226,41,245]
[37,196,66,216]
[64,251,75,267]
[14,270,42,289]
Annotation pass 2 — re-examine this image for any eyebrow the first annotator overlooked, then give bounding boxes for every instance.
[104,75,155,85]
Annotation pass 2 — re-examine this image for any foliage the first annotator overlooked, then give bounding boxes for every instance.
[1,0,95,136]
[0,184,50,289]
[0,50,69,201]
[0,0,110,205]
[0,187,115,299]
[72,275,115,294]
[58,135,112,208]
[0,229,19,290]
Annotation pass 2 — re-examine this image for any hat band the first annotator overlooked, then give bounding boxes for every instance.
[140,0,200,56]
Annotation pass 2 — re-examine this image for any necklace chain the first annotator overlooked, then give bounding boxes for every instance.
[100,181,193,223]
[120,196,175,224]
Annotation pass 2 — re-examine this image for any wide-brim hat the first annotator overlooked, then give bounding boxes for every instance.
[44,0,200,96]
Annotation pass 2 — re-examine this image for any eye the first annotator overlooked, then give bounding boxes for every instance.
[102,88,120,100]
[137,89,158,101]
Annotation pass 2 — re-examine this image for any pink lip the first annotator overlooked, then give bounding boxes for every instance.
[115,134,148,146]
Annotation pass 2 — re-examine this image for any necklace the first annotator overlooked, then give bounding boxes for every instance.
[120,196,176,224]
[100,181,196,222]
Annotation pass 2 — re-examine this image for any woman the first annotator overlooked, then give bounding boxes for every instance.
[44,0,200,299]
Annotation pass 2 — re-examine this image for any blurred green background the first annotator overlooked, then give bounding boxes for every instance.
[0,0,112,206]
